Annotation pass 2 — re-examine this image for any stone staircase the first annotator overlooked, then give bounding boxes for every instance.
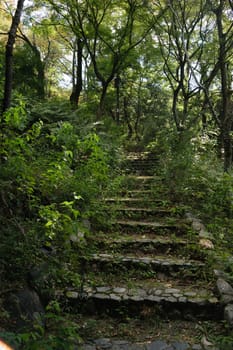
[65,152,231,350]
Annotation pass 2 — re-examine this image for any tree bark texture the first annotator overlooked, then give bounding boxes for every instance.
[215,0,233,171]
[2,0,25,113]
[70,39,83,107]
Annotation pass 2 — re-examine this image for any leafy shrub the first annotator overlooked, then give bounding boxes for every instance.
[0,103,115,286]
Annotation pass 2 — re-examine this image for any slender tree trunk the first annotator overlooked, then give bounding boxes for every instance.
[34,49,45,99]
[97,82,108,118]
[215,0,232,171]
[115,76,121,124]
[2,0,25,113]
[70,39,83,107]
[172,86,181,131]
[135,79,142,141]
[223,129,232,172]
[123,96,133,139]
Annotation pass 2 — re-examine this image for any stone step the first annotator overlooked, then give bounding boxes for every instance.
[121,175,158,190]
[124,159,158,166]
[124,167,156,176]
[125,175,157,182]
[125,158,158,165]
[104,197,165,208]
[65,281,221,321]
[92,235,205,260]
[84,253,206,279]
[123,159,158,175]
[79,338,219,350]
[74,313,224,350]
[122,190,154,197]
[111,219,189,235]
[125,152,155,160]
[82,266,213,287]
[124,156,158,163]
[113,207,181,219]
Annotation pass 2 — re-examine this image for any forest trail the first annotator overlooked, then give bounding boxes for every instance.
[68,152,228,350]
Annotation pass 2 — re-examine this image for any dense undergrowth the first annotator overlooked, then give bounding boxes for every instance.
[0,99,233,349]
[0,99,124,348]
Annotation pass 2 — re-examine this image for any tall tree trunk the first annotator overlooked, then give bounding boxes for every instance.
[2,0,25,113]
[70,38,83,107]
[215,0,232,171]
[123,96,133,139]
[97,82,108,118]
[33,47,45,99]
[115,75,121,124]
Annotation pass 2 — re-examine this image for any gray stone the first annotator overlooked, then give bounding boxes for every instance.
[179,297,187,303]
[99,253,112,259]
[80,345,96,350]
[216,278,233,296]
[138,289,148,297]
[146,340,169,350]
[167,296,177,303]
[224,304,233,326]
[126,344,145,350]
[113,287,126,294]
[222,294,233,304]
[122,258,131,262]
[184,292,197,297]
[131,295,143,301]
[208,297,218,304]
[214,270,227,279]
[198,290,208,297]
[148,288,156,295]
[199,229,213,239]
[109,294,121,301]
[188,298,205,305]
[96,287,111,293]
[113,340,129,345]
[141,258,151,264]
[112,340,130,350]
[173,342,190,350]
[165,288,180,294]
[192,345,202,350]
[93,293,109,300]
[154,289,163,296]
[146,295,162,302]
[173,294,182,298]
[192,220,205,232]
[94,338,112,349]
[163,294,171,298]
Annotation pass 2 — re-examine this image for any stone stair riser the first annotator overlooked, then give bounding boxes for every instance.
[83,259,207,279]
[120,176,158,190]
[66,297,223,321]
[104,199,163,207]
[123,158,159,175]
[110,224,188,236]
[110,209,182,220]
[93,241,206,261]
